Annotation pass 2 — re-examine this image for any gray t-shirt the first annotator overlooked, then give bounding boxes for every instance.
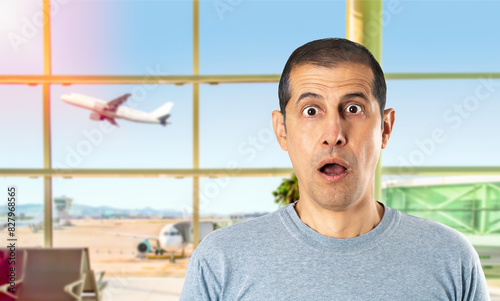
[180,202,489,300]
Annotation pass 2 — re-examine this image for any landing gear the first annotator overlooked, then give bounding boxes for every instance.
[154,249,165,256]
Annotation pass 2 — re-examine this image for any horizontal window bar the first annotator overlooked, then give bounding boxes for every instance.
[386,73,500,80]
[0,168,294,178]
[1,167,500,178]
[383,166,500,176]
[0,75,281,85]
[1,73,500,85]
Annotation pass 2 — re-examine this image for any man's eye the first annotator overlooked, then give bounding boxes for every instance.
[303,107,317,116]
[346,104,362,114]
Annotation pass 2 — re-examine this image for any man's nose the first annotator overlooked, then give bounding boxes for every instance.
[321,112,346,148]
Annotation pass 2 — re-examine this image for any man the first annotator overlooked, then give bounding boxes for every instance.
[180,38,489,300]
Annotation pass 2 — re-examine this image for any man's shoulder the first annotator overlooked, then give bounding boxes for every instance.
[212,208,283,238]
[181,210,287,301]
[398,209,466,240]
[395,208,476,257]
[193,206,286,255]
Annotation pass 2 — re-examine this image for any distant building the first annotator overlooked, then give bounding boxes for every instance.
[54,196,73,226]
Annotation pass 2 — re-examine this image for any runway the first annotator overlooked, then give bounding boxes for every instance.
[11,218,193,277]
[100,277,184,301]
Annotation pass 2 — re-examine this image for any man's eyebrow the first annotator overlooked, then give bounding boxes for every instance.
[341,92,370,104]
[296,92,323,105]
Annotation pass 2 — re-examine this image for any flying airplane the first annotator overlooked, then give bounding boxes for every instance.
[102,220,225,262]
[61,93,173,126]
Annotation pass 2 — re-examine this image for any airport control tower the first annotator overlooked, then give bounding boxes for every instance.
[54,196,73,227]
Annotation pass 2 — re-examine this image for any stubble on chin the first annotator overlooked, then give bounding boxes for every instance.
[303,150,360,211]
[306,177,361,212]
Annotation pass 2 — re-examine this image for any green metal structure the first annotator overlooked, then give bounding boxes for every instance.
[384,179,500,235]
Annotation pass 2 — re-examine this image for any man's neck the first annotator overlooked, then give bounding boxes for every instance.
[294,198,384,239]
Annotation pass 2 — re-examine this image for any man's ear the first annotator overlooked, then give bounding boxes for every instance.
[381,108,395,149]
[272,110,287,151]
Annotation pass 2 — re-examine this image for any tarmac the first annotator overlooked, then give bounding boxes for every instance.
[101,277,184,301]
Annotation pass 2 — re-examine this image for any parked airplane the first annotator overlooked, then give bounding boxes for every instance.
[102,220,224,262]
[61,93,173,126]
[1,212,43,233]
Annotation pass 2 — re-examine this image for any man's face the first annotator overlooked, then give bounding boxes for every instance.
[272,63,395,211]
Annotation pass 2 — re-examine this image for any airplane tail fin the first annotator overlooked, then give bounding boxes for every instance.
[151,102,174,126]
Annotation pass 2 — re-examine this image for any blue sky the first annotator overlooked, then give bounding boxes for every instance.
[1,0,500,215]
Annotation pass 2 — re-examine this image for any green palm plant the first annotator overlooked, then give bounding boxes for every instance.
[273,173,300,207]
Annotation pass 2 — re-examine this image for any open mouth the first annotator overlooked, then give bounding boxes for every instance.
[319,163,347,176]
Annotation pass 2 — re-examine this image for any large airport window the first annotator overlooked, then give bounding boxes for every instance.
[0,85,43,168]
[382,1,500,73]
[199,0,346,74]
[51,0,192,75]
[52,177,193,277]
[2,0,500,297]
[382,79,500,168]
[51,85,193,169]
[0,0,44,74]
[199,83,291,169]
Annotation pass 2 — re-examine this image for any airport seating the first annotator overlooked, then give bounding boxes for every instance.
[81,248,108,301]
[0,248,107,301]
[14,248,86,300]
[0,249,26,301]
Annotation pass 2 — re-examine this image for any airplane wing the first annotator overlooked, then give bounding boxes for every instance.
[104,116,119,126]
[106,93,131,112]
[100,231,157,240]
[1,219,42,229]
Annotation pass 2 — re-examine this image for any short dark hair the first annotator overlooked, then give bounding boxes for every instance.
[278,38,386,125]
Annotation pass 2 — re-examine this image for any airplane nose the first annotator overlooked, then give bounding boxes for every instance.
[61,94,71,102]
